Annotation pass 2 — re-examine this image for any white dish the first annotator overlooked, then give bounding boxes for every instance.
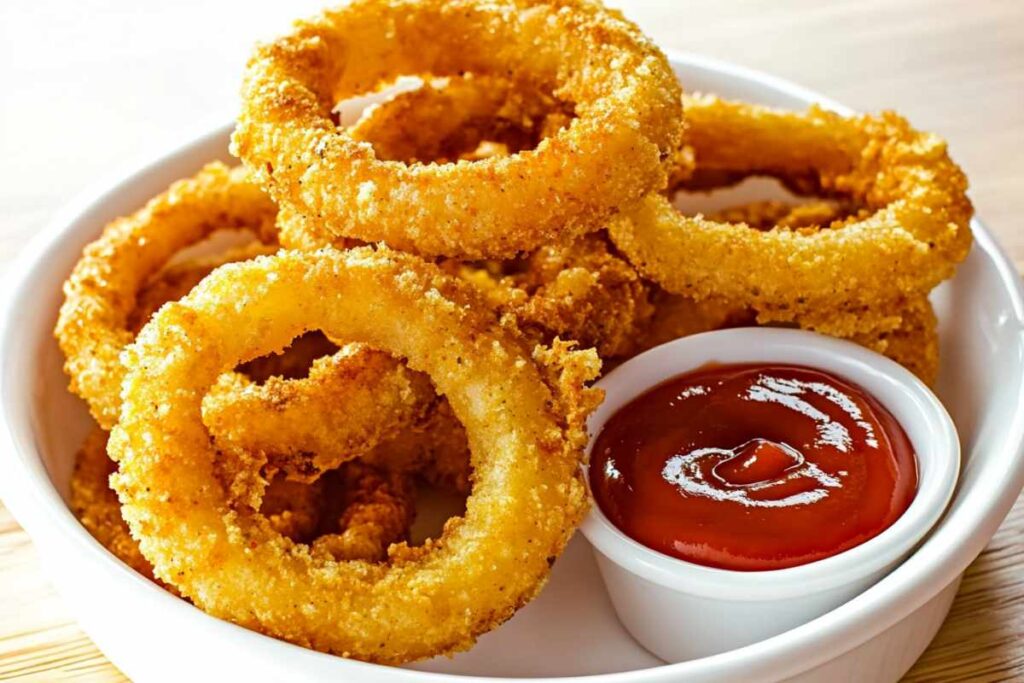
[1,52,1023,683]
[582,328,960,662]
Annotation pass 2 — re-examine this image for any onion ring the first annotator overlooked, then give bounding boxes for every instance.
[609,94,973,317]
[845,297,939,384]
[56,163,433,483]
[279,77,658,359]
[56,162,277,429]
[232,0,682,258]
[277,73,567,250]
[110,246,599,662]
[663,196,940,379]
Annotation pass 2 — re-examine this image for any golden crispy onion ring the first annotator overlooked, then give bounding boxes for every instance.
[277,73,568,250]
[56,163,277,428]
[279,76,657,359]
[609,95,973,316]
[110,247,600,662]
[672,199,941,380]
[232,0,682,258]
[310,462,417,562]
[56,163,433,483]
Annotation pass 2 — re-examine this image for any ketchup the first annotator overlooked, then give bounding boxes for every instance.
[589,364,917,571]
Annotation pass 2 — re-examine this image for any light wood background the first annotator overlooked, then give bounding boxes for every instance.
[0,0,1021,680]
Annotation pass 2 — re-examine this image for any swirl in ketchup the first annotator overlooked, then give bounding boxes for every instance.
[589,363,917,571]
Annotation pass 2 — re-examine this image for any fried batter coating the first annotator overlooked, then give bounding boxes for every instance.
[57,163,436,481]
[128,242,278,333]
[205,344,436,483]
[284,218,658,360]
[312,463,417,562]
[56,163,278,429]
[282,75,659,360]
[70,429,165,586]
[846,297,940,384]
[349,74,573,164]
[365,399,473,495]
[131,244,343,381]
[451,233,656,358]
[257,476,325,543]
[631,290,752,354]
[610,94,973,321]
[704,199,868,233]
[619,284,938,383]
[110,247,600,663]
[71,428,418,597]
[233,0,682,258]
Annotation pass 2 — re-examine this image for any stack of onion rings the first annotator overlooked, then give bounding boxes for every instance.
[109,247,599,662]
[54,0,975,666]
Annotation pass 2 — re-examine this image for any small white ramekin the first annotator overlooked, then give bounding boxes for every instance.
[580,327,959,663]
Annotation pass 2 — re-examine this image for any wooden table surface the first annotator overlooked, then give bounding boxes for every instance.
[0,0,1021,680]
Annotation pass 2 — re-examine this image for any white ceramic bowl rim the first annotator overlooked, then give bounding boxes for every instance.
[0,52,1023,683]
[580,327,959,601]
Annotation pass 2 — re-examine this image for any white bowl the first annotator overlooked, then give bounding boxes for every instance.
[582,328,960,662]
[1,53,1023,683]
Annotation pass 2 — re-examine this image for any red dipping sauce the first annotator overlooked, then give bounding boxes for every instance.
[589,363,917,571]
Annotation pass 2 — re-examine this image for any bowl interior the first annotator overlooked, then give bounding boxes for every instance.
[2,54,1024,681]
